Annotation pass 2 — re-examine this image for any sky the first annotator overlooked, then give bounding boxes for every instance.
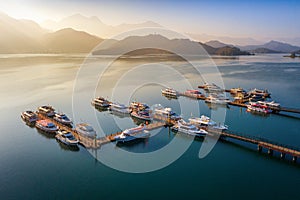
[1,0,300,39]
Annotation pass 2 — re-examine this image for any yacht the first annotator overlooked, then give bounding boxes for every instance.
[153,106,181,120]
[161,88,177,97]
[131,110,151,121]
[35,119,58,133]
[114,124,149,143]
[247,102,272,114]
[230,87,245,94]
[55,130,79,146]
[257,101,280,109]
[53,113,72,126]
[205,94,230,105]
[249,94,264,102]
[109,103,131,114]
[130,101,149,111]
[202,83,223,92]
[91,97,110,107]
[184,89,205,99]
[75,123,97,138]
[37,105,55,117]
[176,120,208,137]
[189,115,228,130]
[21,110,38,123]
[248,88,271,98]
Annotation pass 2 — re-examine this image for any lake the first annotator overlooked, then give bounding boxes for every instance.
[0,53,299,200]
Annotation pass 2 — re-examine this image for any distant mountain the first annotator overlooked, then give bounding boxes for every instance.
[93,34,251,56]
[41,28,103,53]
[42,14,161,38]
[205,40,231,48]
[240,40,300,53]
[249,48,281,54]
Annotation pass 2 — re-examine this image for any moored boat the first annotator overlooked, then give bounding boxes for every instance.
[161,87,178,97]
[55,130,79,146]
[37,105,55,117]
[176,119,208,137]
[91,97,110,107]
[183,89,205,99]
[257,100,280,109]
[130,101,149,111]
[248,88,271,98]
[75,123,97,138]
[114,124,149,143]
[131,110,151,121]
[153,106,181,120]
[189,115,228,130]
[53,113,72,126]
[109,103,131,114]
[230,87,245,94]
[205,94,230,105]
[35,119,58,133]
[247,102,272,114]
[202,83,223,92]
[21,110,38,123]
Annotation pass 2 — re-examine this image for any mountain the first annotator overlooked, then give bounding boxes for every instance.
[240,40,300,53]
[249,48,280,54]
[41,28,103,53]
[42,14,161,38]
[93,34,251,56]
[205,40,231,48]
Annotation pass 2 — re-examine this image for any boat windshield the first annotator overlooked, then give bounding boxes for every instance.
[47,123,55,128]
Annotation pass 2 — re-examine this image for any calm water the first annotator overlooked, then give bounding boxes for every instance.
[0,54,300,199]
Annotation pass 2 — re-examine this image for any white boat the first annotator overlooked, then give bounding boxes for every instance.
[55,130,79,146]
[53,113,72,126]
[130,101,149,111]
[248,88,271,97]
[176,120,208,137]
[91,97,110,107]
[257,100,280,108]
[38,105,55,117]
[247,103,272,114]
[114,124,149,143]
[205,94,230,105]
[230,87,245,94]
[109,103,131,114]
[131,110,152,121]
[183,89,205,99]
[153,106,181,120]
[21,110,38,123]
[75,123,97,138]
[189,115,228,130]
[35,119,58,133]
[202,83,223,92]
[161,87,177,97]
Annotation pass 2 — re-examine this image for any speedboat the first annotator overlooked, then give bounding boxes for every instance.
[53,113,72,126]
[114,124,149,143]
[91,97,110,107]
[21,110,38,123]
[37,105,55,117]
[75,123,97,138]
[189,115,228,130]
[109,103,131,114]
[153,106,181,120]
[184,89,205,99]
[247,102,272,114]
[131,110,151,121]
[257,100,280,109]
[248,88,271,98]
[176,120,208,137]
[161,87,178,97]
[35,119,58,133]
[205,94,230,105]
[55,130,79,146]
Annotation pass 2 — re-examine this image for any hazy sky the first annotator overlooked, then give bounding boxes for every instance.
[1,0,299,39]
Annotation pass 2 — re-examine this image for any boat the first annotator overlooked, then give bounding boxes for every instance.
[183,89,205,99]
[189,115,228,130]
[55,130,79,146]
[257,100,280,109]
[75,123,97,138]
[131,110,151,121]
[130,101,149,111]
[248,88,271,98]
[114,124,149,143]
[230,87,245,94]
[202,83,223,92]
[21,110,38,123]
[161,87,178,97]
[205,94,230,105]
[249,94,264,102]
[247,102,272,114]
[35,119,58,133]
[91,97,110,107]
[37,105,55,117]
[53,113,72,126]
[153,106,181,120]
[109,103,131,114]
[176,120,208,137]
